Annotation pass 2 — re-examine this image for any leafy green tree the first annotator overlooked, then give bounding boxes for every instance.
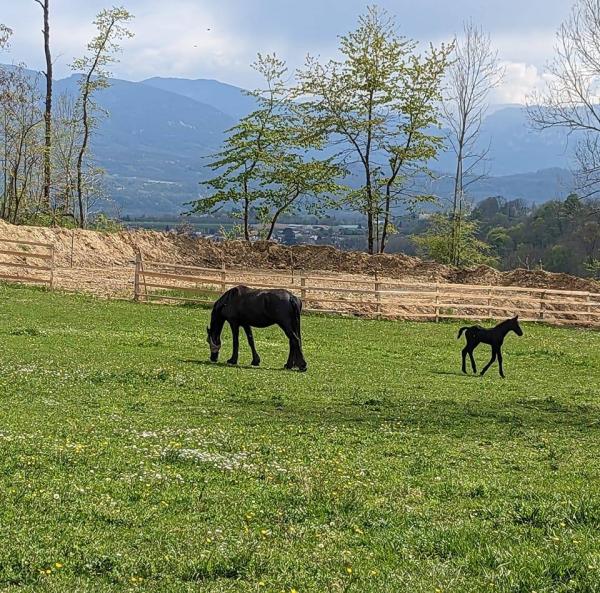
[377,43,452,252]
[298,6,449,254]
[71,7,134,227]
[414,212,497,267]
[191,54,341,241]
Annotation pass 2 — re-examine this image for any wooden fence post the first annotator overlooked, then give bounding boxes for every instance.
[375,272,381,319]
[587,292,591,324]
[487,287,493,320]
[220,263,227,293]
[435,283,439,323]
[539,291,546,321]
[49,244,55,290]
[134,251,141,302]
[300,275,306,301]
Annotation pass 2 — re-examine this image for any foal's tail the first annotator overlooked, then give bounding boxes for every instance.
[457,326,469,339]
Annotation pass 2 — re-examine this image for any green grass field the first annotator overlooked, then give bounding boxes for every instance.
[1,283,600,593]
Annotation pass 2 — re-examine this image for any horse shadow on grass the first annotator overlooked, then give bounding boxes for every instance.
[430,369,477,378]
[178,359,291,373]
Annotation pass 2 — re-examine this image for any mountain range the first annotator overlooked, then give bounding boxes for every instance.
[5,66,579,216]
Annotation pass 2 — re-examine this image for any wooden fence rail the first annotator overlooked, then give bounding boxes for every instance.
[133,257,600,328]
[0,238,54,288]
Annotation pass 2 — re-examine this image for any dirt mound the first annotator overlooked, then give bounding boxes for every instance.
[1,219,599,294]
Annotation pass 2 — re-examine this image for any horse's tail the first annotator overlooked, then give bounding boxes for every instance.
[290,294,302,341]
[457,326,469,340]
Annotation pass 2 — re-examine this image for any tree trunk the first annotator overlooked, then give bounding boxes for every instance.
[243,179,250,241]
[451,143,464,266]
[365,89,376,255]
[265,190,300,241]
[75,86,90,228]
[380,184,392,253]
[41,0,52,211]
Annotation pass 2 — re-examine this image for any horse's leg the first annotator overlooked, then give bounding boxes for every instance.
[227,322,239,365]
[243,326,260,366]
[497,347,505,378]
[291,313,307,371]
[279,323,301,370]
[480,346,497,377]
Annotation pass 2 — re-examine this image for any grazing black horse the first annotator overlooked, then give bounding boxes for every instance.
[206,285,307,371]
[457,316,523,378]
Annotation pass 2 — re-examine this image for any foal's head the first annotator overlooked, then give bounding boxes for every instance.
[508,315,524,336]
[206,326,221,362]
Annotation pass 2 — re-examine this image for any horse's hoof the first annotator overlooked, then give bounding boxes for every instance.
[298,366,307,373]
[227,359,237,366]
[251,360,260,367]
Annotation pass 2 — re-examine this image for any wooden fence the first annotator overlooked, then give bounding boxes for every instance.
[133,255,600,327]
[0,238,54,288]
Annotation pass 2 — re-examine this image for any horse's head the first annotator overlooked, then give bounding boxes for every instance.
[511,315,524,336]
[206,326,221,362]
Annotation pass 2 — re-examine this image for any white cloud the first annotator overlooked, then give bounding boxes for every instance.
[0,0,569,92]
[491,61,554,105]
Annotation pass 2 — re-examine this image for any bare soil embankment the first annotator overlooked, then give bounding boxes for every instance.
[1,220,599,297]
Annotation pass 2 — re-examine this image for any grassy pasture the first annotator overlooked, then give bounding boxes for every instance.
[1,283,600,592]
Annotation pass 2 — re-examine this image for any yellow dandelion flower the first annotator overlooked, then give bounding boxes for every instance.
[346,567,353,575]
[55,562,63,569]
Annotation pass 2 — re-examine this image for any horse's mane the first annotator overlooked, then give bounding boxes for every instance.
[212,286,241,314]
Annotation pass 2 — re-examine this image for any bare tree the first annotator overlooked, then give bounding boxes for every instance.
[0,24,11,53]
[443,22,502,266]
[33,0,53,211]
[52,93,81,222]
[72,6,133,227]
[528,0,600,198]
[0,67,43,223]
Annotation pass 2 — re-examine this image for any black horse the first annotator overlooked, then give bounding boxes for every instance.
[206,285,307,371]
[457,316,523,378]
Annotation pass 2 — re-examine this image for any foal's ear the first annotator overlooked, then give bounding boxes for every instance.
[514,315,519,320]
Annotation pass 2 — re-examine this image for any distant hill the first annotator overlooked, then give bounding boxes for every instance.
[53,74,237,215]
[142,77,256,120]
[1,65,580,216]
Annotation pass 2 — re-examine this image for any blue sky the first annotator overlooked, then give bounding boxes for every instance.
[3,0,572,103]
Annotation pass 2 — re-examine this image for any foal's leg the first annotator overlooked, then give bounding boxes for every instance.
[468,346,477,374]
[480,345,498,377]
[461,346,469,374]
[243,326,261,366]
[227,322,240,365]
[462,339,477,374]
[497,347,505,378]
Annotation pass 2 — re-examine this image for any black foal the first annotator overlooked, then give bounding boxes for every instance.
[457,316,523,378]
